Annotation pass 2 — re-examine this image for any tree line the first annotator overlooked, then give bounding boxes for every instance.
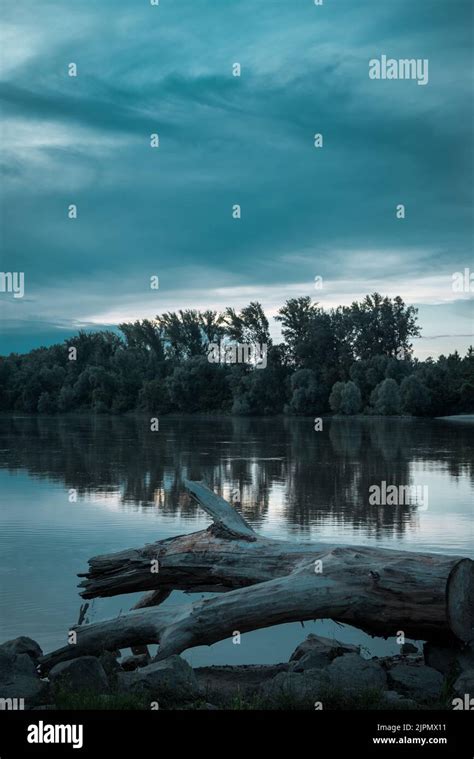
[0,293,472,417]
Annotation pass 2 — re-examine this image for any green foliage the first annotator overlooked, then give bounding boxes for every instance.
[339,381,362,415]
[286,369,325,415]
[223,302,271,346]
[400,375,431,415]
[230,348,288,415]
[53,687,150,711]
[231,686,423,711]
[0,296,472,418]
[167,357,231,412]
[370,378,401,415]
[139,378,172,414]
[329,381,362,415]
[336,292,420,360]
[329,381,345,413]
[37,391,57,414]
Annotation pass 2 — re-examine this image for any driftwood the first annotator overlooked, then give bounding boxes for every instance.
[40,480,474,672]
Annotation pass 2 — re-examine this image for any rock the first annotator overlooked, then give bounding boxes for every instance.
[0,637,43,660]
[326,654,387,694]
[382,691,418,709]
[289,634,359,671]
[424,642,474,676]
[195,664,287,705]
[452,669,474,698]
[400,643,418,655]
[455,646,474,674]
[49,657,109,696]
[121,654,150,671]
[98,651,122,680]
[117,655,200,705]
[0,650,48,707]
[290,650,335,673]
[388,664,443,702]
[260,670,329,707]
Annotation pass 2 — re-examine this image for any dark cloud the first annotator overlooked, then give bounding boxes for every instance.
[1,0,472,354]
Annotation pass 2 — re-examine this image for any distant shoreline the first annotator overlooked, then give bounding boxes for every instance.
[436,414,474,423]
[2,411,474,421]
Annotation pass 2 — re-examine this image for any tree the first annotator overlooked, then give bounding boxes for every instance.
[57,385,76,412]
[166,357,231,412]
[370,378,401,415]
[198,311,226,345]
[22,377,42,413]
[275,297,321,360]
[337,293,420,360]
[276,297,336,380]
[139,379,172,414]
[400,375,431,415]
[329,381,345,413]
[0,295,468,419]
[229,346,288,415]
[285,369,325,415]
[156,310,204,361]
[339,381,362,415]
[118,319,165,361]
[223,302,271,347]
[37,391,57,414]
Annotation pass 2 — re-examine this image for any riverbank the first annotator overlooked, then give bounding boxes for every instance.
[2,633,473,711]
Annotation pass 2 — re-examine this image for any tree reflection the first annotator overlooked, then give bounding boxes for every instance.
[0,415,472,538]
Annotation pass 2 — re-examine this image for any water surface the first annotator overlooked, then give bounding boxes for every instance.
[0,415,472,664]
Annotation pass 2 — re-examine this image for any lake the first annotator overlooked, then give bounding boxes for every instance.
[0,414,472,666]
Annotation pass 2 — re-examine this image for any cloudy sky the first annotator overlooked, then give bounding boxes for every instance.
[1,0,472,357]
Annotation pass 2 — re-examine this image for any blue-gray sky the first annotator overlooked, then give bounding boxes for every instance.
[1,0,472,357]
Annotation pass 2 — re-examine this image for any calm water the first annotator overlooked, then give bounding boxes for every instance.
[0,414,472,665]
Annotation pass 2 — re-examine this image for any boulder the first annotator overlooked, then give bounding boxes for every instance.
[0,637,43,660]
[195,664,287,704]
[424,642,474,676]
[452,669,474,698]
[49,656,109,696]
[98,651,122,680]
[388,664,443,702]
[290,650,333,672]
[121,654,150,671]
[0,650,48,707]
[381,690,418,709]
[260,670,329,707]
[117,655,200,704]
[326,653,387,694]
[289,634,359,671]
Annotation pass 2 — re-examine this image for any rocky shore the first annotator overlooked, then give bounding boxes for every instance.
[1,634,473,710]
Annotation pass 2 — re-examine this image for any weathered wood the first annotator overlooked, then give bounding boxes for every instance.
[78,478,318,600]
[40,481,474,672]
[184,479,257,541]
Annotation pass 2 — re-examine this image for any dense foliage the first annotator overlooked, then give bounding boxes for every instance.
[1,294,472,417]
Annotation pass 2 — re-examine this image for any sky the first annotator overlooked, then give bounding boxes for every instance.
[0,0,473,358]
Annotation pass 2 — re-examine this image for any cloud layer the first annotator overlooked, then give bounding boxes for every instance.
[1,0,472,356]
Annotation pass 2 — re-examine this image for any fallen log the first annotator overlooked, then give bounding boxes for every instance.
[40,480,474,672]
